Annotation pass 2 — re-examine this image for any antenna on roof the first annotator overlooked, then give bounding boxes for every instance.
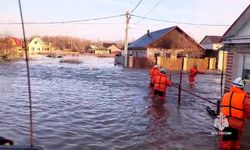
[147,30,150,37]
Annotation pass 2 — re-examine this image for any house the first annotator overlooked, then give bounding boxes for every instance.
[200,36,225,70]
[9,37,22,50]
[94,43,121,57]
[107,45,121,55]
[28,37,51,54]
[103,42,115,48]
[221,4,250,93]
[94,48,111,56]
[128,26,205,65]
[0,36,23,59]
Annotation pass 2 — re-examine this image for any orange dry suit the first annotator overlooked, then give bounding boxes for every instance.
[149,67,160,88]
[219,86,250,150]
[189,67,202,83]
[151,72,173,100]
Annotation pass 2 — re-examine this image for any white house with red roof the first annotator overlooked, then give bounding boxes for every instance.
[221,4,250,93]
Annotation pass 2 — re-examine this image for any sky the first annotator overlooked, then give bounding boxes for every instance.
[0,0,249,42]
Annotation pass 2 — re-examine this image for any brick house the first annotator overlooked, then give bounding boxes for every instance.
[222,4,250,93]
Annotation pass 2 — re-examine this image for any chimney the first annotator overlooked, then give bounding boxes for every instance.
[147,30,150,37]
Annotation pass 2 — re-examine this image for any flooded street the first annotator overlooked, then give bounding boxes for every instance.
[0,56,221,150]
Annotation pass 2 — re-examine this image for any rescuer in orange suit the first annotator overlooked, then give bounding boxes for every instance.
[152,68,173,100]
[189,64,204,84]
[149,65,160,89]
[220,77,250,150]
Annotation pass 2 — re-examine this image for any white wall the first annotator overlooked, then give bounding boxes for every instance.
[213,43,223,50]
[218,51,227,70]
[236,19,250,37]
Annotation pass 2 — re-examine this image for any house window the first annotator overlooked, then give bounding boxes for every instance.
[136,51,139,57]
[38,48,40,51]
[31,47,34,51]
[242,56,250,80]
[34,41,37,44]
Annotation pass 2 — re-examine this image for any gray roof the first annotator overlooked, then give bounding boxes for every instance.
[128,26,176,50]
[200,36,222,44]
[222,4,250,40]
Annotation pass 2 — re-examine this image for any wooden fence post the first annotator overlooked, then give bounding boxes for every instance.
[216,100,220,115]
[178,58,184,105]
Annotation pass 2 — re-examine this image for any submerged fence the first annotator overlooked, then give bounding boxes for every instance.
[157,57,216,71]
[127,56,217,71]
[128,56,154,68]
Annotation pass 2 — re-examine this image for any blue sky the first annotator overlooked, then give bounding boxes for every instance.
[0,0,249,42]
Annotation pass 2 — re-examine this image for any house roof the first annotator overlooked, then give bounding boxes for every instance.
[103,43,116,48]
[10,36,22,47]
[28,37,44,46]
[128,26,177,50]
[222,4,250,40]
[128,26,203,50]
[107,45,121,52]
[200,36,222,44]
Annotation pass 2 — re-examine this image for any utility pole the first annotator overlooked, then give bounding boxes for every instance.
[124,11,131,67]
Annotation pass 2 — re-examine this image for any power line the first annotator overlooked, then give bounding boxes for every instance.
[135,0,163,25]
[0,22,125,25]
[0,14,125,25]
[130,0,143,14]
[132,15,230,27]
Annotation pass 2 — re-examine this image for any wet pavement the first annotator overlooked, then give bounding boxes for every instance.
[0,56,241,150]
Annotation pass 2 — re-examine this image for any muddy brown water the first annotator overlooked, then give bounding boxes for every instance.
[0,56,221,150]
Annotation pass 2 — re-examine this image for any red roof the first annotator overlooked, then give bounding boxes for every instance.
[10,37,22,47]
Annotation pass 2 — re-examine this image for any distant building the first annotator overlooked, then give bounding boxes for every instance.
[94,49,110,56]
[200,35,225,70]
[107,45,121,55]
[94,43,121,57]
[103,43,115,48]
[28,37,51,54]
[221,4,250,93]
[128,26,205,65]
[9,37,22,50]
[200,36,222,50]
[2,36,23,59]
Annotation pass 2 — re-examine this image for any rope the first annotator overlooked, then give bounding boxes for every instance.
[18,0,34,147]
[172,83,217,105]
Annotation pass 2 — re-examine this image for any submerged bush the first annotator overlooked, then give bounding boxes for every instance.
[59,58,82,64]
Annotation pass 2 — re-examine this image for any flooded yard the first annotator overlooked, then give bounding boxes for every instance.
[0,56,221,150]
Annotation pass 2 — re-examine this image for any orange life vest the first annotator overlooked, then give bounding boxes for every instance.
[149,67,160,79]
[221,86,247,122]
[189,67,198,77]
[153,73,172,92]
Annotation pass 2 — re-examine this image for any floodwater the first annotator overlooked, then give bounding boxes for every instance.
[0,56,221,150]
